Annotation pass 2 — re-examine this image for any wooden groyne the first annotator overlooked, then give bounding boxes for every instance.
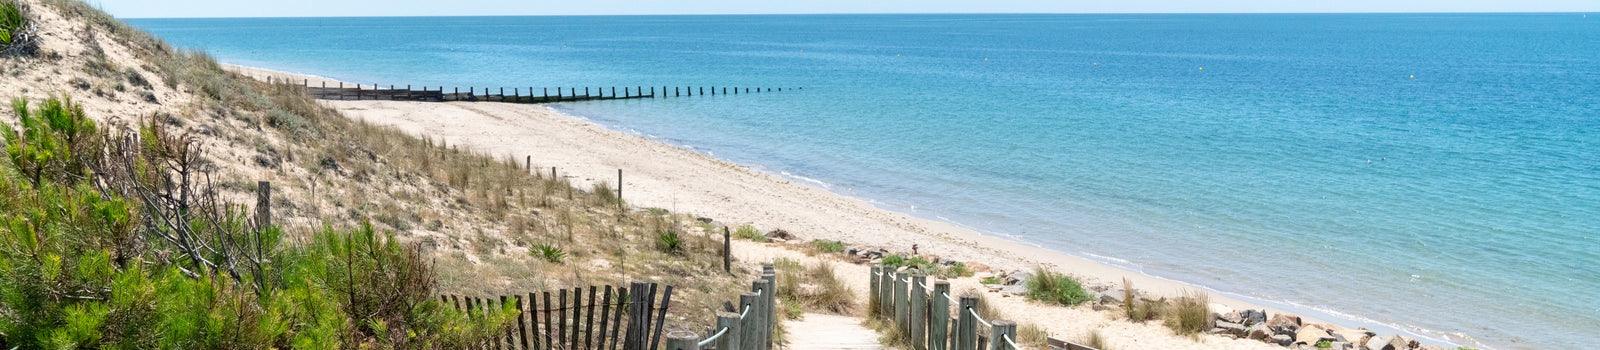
[300,81,801,103]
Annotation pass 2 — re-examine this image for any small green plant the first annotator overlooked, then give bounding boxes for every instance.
[881,254,907,268]
[1121,278,1139,320]
[940,262,974,278]
[1018,323,1050,348]
[980,276,1003,285]
[807,239,845,253]
[1024,267,1094,306]
[734,224,765,242]
[532,243,566,264]
[655,230,682,254]
[1315,340,1333,349]
[1,1,25,46]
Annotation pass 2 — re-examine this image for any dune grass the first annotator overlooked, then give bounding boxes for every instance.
[1024,267,1094,306]
[1162,289,1212,337]
[775,258,857,316]
[1,1,24,47]
[1080,329,1109,350]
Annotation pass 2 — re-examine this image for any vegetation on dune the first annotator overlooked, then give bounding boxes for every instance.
[1,0,29,52]
[0,96,509,348]
[807,239,845,254]
[733,224,765,242]
[774,258,856,316]
[1161,289,1212,337]
[1024,267,1093,306]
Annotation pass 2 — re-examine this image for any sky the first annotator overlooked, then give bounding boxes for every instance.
[93,0,1599,18]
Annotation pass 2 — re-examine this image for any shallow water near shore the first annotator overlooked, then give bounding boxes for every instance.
[130,14,1600,349]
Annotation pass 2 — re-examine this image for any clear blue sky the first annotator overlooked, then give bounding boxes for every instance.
[93,0,1598,18]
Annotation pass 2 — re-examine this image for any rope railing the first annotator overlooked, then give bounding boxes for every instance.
[968,307,994,328]
[696,327,729,347]
[871,265,1035,350]
[667,263,778,350]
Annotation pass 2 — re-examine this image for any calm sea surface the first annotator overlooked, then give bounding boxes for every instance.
[129,14,1600,349]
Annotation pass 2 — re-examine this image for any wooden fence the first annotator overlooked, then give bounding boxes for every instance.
[660,263,778,350]
[298,80,800,104]
[868,266,1101,350]
[441,281,676,350]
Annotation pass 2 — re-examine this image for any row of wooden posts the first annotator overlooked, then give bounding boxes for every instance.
[297,79,799,103]
[869,266,1098,350]
[659,263,778,350]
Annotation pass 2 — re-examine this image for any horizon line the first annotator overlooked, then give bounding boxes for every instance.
[118,10,1595,20]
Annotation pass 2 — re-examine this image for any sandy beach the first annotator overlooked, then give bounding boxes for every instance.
[228,64,1371,350]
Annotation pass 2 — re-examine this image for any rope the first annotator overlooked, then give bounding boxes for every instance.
[918,282,931,289]
[740,304,752,318]
[1003,334,1021,350]
[968,307,993,328]
[873,272,882,276]
[697,327,730,347]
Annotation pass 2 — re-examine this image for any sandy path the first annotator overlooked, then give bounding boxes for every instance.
[783,314,883,350]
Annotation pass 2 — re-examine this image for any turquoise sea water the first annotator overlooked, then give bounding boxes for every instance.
[128,14,1599,349]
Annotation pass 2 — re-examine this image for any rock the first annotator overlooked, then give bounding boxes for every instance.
[1001,284,1028,296]
[984,284,1004,292]
[1212,303,1237,320]
[1332,328,1374,347]
[696,217,714,224]
[1294,324,1335,345]
[1270,334,1294,346]
[1099,289,1127,305]
[1005,272,1032,286]
[1241,309,1268,326]
[1214,320,1248,336]
[966,262,992,273]
[1218,310,1246,325]
[1246,325,1272,341]
[1266,314,1303,336]
[1366,335,1406,350]
[766,229,794,240]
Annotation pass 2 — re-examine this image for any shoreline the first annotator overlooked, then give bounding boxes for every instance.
[227,63,1469,349]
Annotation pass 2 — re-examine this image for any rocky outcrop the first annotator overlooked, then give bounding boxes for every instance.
[1266,314,1303,337]
[1295,324,1336,345]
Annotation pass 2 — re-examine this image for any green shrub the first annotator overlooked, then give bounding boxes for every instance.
[734,224,765,242]
[3,96,98,186]
[980,276,1003,285]
[1024,267,1093,306]
[1,1,25,47]
[532,243,566,264]
[940,262,974,278]
[1316,340,1333,348]
[808,239,845,253]
[881,254,906,268]
[655,230,682,254]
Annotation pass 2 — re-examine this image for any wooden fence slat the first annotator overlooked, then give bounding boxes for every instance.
[560,289,569,349]
[649,285,674,350]
[494,297,507,350]
[610,287,627,350]
[599,286,614,350]
[518,295,531,350]
[545,292,555,350]
[572,287,583,350]
[587,286,599,350]
[739,292,761,350]
[530,293,542,350]
[932,281,951,350]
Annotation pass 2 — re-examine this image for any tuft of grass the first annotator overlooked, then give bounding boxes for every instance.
[807,239,845,254]
[734,224,765,242]
[1080,329,1109,350]
[1018,323,1050,348]
[1025,267,1093,306]
[1121,278,1143,321]
[941,262,974,278]
[1161,289,1211,337]
[980,276,1003,285]
[531,243,566,264]
[655,230,682,254]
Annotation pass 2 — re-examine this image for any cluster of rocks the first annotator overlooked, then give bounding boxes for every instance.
[1207,311,1444,350]
[979,270,1033,296]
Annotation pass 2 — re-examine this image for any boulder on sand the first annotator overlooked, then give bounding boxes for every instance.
[1246,324,1273,341]
[1332,328,1374,347]
[1270,334,1294,346]
[1294,324,1335,345]
[1241,309,1268,326]
[1266,314,1303,336]
[1366,335,1407,350]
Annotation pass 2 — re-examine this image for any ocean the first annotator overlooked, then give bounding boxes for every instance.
[128,14,1600,349]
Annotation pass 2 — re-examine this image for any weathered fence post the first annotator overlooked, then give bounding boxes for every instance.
[666,331,699,350]
[894,270,909,334]
[256,181,271,229]
[516,295,531,350]
[990,320,1016,350]
[869,267,882,313]
[749,279,769,350]
[739,292,761,350]
[723,227,732,273]
[717,312,742,350]
[675,86,680,97]
[762,264,776,348]
[932,281,951,350]
[700,87,704,95]
[879,266,893,317]
[911,272,927,350]
[626,281,651,350]
[957,295,978,350]
[617,169,623,207]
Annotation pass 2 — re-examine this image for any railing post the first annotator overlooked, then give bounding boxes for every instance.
[989,320,1016,350]
[957,295,978,350]
[256,181,271,229]
[739,292,761,350]
[666,331,699,350]
[717,312,742,350]
[869,267,882,314]
[894,270,909,335]
[750,279,769,350]
[626,281,651,350]
[879,266,893,317]
[761,264,776,349]
[911,272,927,350]
[932,281,951,350]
